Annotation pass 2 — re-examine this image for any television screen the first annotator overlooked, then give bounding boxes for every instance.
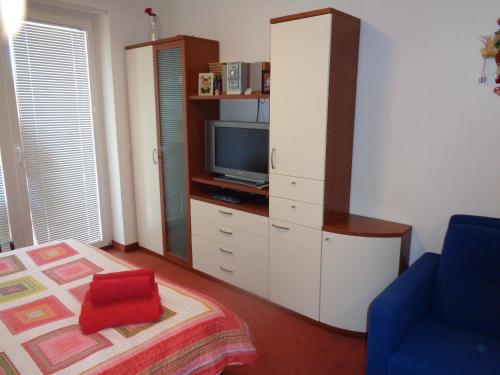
[214,127,269,174]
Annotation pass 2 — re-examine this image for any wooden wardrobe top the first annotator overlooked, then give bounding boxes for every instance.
[125,35,218,50]
[270,7,360,24]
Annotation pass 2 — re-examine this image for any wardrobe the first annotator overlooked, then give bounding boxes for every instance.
[125,9,412,335]
[125,36,218,265]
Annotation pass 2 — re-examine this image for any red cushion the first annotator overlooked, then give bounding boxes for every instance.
[93,269,154,284]
[79,283,162,335]
[89,276,154,304]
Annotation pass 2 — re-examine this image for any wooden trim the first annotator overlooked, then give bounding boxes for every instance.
[191,174,269,196]
[322,11,360,221]
[182,37,220,267]
[323,213,412,238]
[189,92,269,100]
[399,227,412,273]
[110,240,139,253]
[270,7,360,24]
[125,34,218,50]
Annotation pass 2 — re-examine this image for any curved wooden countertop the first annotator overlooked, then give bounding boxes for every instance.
[323,213,411,238]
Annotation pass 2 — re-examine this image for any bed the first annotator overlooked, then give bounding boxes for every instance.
[0,240,256,374]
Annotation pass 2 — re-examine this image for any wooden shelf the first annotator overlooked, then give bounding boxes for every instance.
[323,213,411,238]
[191,174,269,196]
[189,92,270,100]
[190,193,269,217]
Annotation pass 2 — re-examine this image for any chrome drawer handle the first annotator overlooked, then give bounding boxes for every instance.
[271,148,276,169]
[218,210,233,216]
[152,148,158,165]
[219,247,233,255]
[219,266,234,273]
[218,229,233,235]
[272,223,290,231]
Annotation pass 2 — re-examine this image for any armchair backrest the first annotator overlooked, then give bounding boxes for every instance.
[433,214,500,337]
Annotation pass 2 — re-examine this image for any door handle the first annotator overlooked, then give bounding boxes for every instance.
[219,266,234,273]
[15,145,23,164]
[152,148,158,164]
[272,223,290,231]
[219,247,233,254]
[271,148,276,169]
[218,210,233,216]
[218,229,233,235]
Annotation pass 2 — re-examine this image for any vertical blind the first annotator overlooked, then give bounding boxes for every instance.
[10,21,102,245]
[0,156,12,250]
[157,48,188,259]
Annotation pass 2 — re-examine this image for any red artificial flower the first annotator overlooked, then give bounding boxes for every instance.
[144,8,156,16]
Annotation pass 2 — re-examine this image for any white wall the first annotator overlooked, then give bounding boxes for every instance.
[60,0,161,245]
[159,0,500,262]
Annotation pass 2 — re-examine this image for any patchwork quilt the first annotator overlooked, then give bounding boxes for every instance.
[0,240,256,374]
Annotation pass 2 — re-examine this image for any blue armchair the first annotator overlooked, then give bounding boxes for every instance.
[366,215,500,375]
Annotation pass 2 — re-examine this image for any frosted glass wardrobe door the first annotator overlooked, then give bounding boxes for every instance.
[157,47,189,260]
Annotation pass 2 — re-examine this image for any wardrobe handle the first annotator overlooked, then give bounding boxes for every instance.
[218,210,233,216]
[271,148,276,169]
[219,266,234,273]
[272,223,290,231]
[219,247,233,255]
[218,229,233,235]
[152,148,158,165]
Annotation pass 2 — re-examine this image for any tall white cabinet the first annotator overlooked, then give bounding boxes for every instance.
[268,10,360,320]
[126,46,163,255]
[269,14,331,180]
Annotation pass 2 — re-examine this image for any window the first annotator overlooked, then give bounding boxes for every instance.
[9,20,104,245]
[0,156,13,251]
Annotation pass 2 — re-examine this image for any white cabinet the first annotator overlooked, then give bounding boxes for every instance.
[269,219,322,320]
[126,46,163,255]
[269,14,332,180]
[320,232,401,332]
[192,235,268,298]
[191,198,269,298]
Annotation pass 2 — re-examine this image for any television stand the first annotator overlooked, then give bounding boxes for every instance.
[214,175,268,189]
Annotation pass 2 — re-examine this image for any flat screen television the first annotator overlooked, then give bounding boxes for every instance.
[205,120,269,184]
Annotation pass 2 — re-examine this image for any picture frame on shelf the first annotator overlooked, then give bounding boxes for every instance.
[262,70,270,94]
[198,73,214,96]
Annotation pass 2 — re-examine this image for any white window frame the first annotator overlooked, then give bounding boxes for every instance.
[1,0,112,248]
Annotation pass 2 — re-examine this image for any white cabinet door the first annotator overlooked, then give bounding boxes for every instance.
[269,219,322,319]
[320,232,401,332]
[126,46,163,255]
[269,14,332,180]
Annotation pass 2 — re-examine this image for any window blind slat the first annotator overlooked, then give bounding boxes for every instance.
[0,156,12,250]
[10,21,102,245]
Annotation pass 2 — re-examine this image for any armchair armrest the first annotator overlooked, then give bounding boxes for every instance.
[366,252,441,375]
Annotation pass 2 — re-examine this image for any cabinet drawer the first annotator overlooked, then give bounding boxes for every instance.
[190,198,268,237]
[192,248,268,298]
[270,197,323,229]
[269,219,322,320]
[191,217,268,259]
[269,174,324,205]
[191,234,268,266]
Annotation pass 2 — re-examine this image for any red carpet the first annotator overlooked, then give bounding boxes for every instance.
[106,248,366,375]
